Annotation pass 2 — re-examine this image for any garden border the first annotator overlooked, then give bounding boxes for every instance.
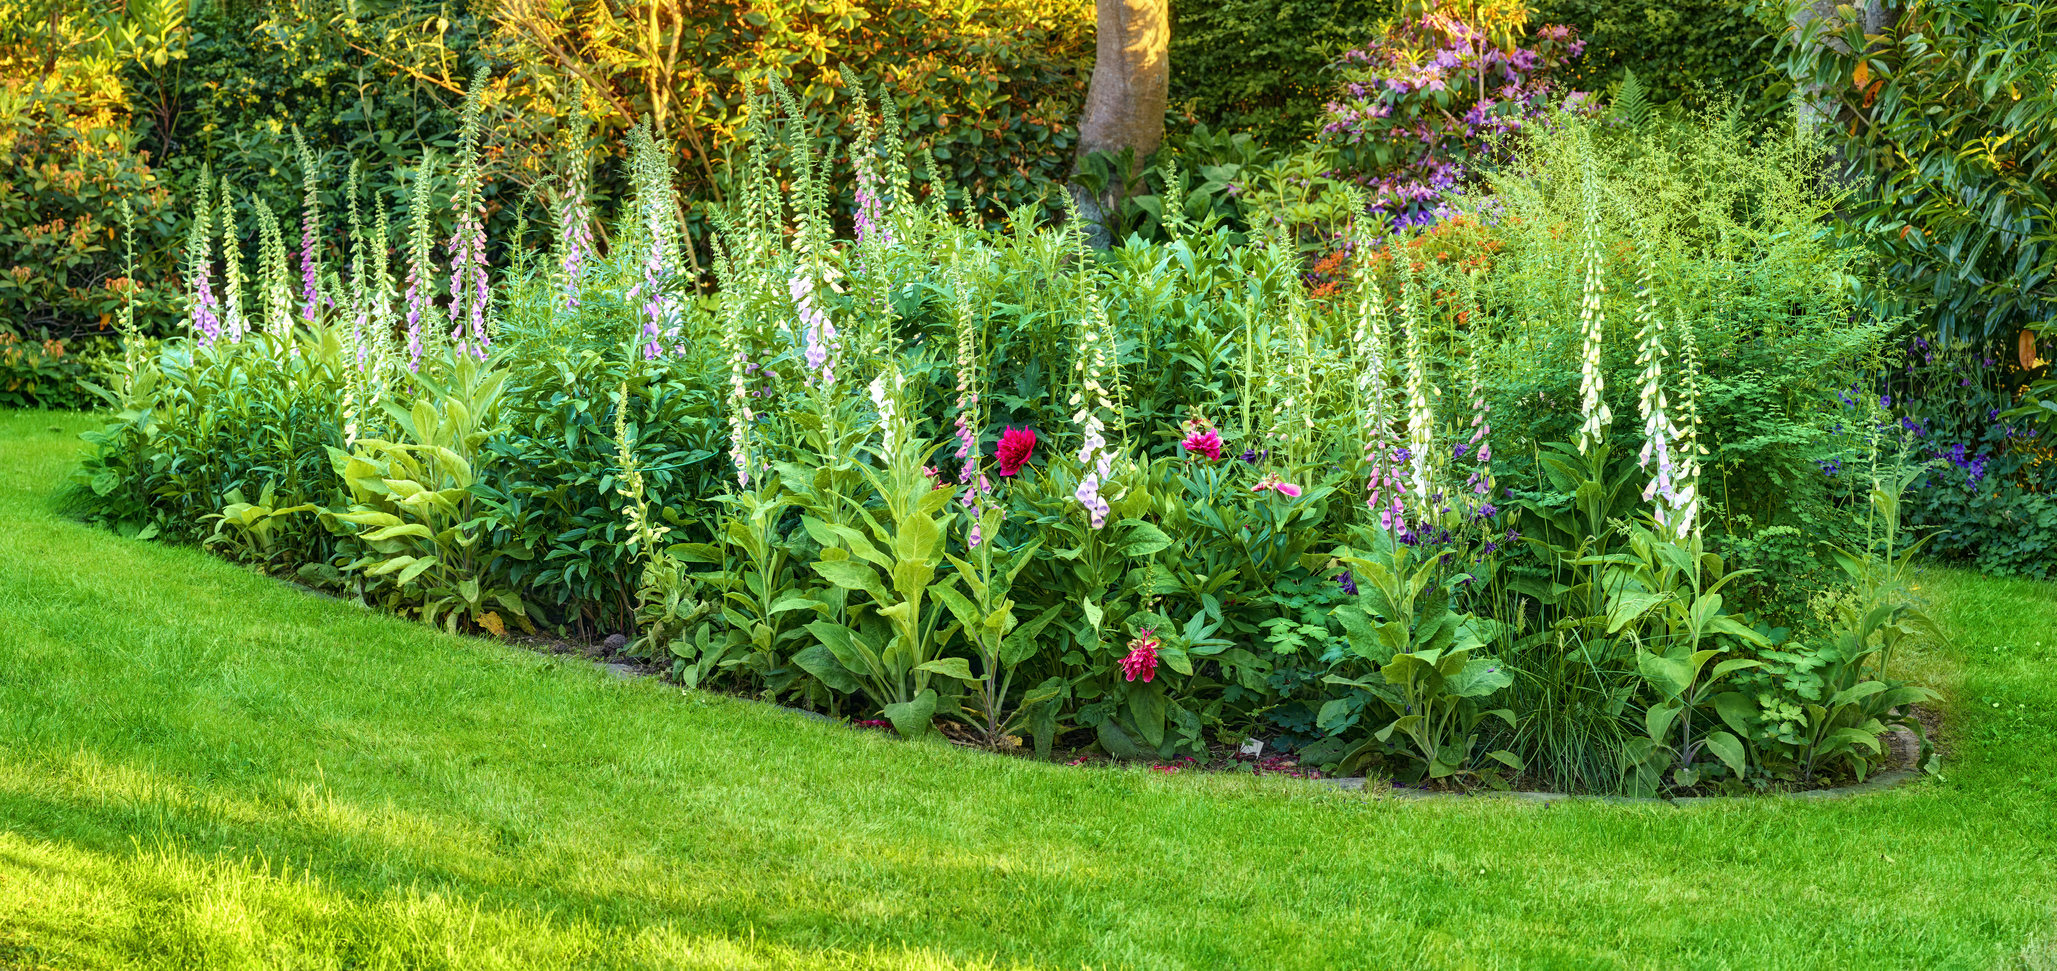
[1322,726,1928,805]
[1324,767,1923,805]
[281,573,1936,806]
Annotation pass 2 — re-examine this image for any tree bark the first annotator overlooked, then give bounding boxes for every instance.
[1071,0,1169,246]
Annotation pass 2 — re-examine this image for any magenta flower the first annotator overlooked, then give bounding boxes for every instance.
[1180,419,1223,460]
[996,427,1037,477]
[1252,473,1303,499]
[1120,629,1160,683]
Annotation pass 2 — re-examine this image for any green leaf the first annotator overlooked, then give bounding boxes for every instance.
[1128,684,1167,749]
[792,644,861,694]
[1712,691,1757,736]
[1018,676,1068,711]
[1095,718,1142,758]
[1645,701,1682,743]
[1829,680,1889,708]
[1000,604,1064,667]
[1117,520,1172,558]
[1703,730,1747,777]
[1638,648,1719,700]
[880,689,938,739]
[394,556,438,587]
[805,620,882,681]
[812,558,887,601]
[914,657,976,682]
[767,592,827,616]
[1606,593,1667,634]
[1445,656,1513,698]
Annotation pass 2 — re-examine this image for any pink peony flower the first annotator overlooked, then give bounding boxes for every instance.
[1120,629,1160,683]
[1180,420,1223,460]
[996,427,1037,477]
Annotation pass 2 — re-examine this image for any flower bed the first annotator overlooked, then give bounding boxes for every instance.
[72,79,1939,798]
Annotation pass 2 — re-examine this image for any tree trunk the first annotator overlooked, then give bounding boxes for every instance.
[1071,0,1169,247]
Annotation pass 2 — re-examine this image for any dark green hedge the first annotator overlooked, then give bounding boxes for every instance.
[1532,0,1780,117]
[1169,0,1389,147]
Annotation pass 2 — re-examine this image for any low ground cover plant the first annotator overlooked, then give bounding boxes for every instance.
[71,73,1940,796]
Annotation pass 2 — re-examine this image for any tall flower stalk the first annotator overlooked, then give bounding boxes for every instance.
[555,100,595,311]
[775,80,841,384]
[446,71,491,359]
[1668,314,1707,540]
[115,201,142,393]
[1070,279,1123,530]
[345,160,370,371]
[252,197,294,341]
[1462,311,1494,513]
[1397,254,1439,521]
[949,248,992,545]
[846,81,894,248]
[403,151,438,372]
[1573,177,1611,456]
[292,127,324,326]
[869,364,906,459]
[217,176,247,344]
[614,380,670,553]
[1631,239,1678,533]
[632,122,688,360]
[714,240,756,488]
[1356,273,1406,531]
[182,168,220,344]
[367,202,399,416]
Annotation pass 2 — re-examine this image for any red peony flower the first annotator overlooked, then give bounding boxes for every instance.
[995,426,1037,477]
[1120,629,1161,683]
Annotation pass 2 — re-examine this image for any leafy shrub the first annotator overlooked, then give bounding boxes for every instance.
[1886,339,2057,578]
[1771,0,2057,344]
[0,51,178,339]
[1476,106,1883,620]
[1318,3,1590,228]
[0,335,109,410]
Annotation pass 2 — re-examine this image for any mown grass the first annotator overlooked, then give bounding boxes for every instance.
[1,408,2053,970]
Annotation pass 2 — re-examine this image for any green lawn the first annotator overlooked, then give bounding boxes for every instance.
[1,409,2053,970]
